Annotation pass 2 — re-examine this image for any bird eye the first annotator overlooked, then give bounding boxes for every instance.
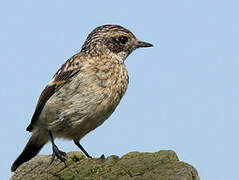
[119,36,128,45]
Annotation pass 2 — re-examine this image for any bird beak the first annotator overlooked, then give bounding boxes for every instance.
[136,40,153,48]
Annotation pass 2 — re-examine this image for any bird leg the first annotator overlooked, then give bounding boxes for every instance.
[48,130,67,165]
[74,140,92,158]
[74,140,105,159]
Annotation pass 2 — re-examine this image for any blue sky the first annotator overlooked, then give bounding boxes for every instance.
[1,1,238,179]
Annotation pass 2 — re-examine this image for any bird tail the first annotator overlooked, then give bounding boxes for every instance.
[11,134,47,172]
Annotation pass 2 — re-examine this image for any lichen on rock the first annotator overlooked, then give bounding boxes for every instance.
[11,150,200,180]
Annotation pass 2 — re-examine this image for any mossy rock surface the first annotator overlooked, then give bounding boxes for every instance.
[11,150,200,180]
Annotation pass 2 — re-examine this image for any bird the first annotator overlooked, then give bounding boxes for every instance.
[11,24,153,172]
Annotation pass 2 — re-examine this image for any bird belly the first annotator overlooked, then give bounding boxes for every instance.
[42,86,121,141]
[68,91,121,140]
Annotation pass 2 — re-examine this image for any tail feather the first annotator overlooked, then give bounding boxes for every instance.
[11,135,45,172]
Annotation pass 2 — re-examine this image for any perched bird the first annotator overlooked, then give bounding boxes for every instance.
[11,24,153,172]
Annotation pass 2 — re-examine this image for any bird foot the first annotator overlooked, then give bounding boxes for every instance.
[50,144,67,165]
[100,154,105,159]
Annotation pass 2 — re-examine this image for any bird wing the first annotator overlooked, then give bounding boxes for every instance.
[26,55,82,132]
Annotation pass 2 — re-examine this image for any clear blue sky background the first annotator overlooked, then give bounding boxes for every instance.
[1,1,238,179]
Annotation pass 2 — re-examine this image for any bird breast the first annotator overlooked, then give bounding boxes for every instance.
[92,57,129,115]
[78,57,129,131]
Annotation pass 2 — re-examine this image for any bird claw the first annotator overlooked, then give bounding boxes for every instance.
[50,144,67,165]
[100,154,105,159]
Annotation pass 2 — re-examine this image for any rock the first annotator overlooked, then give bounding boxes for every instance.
[11,150,200,180]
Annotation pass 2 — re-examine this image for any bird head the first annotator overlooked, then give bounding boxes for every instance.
[81,24,153,62]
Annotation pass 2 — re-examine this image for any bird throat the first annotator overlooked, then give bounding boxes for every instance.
[108,51,128,63]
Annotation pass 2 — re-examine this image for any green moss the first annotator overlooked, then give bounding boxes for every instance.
[59,173,75,180]
[11,150,199,180]
[66,152,85,167]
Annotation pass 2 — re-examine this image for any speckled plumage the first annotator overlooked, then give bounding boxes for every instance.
[38,54,129,141]
[11,24,153,172]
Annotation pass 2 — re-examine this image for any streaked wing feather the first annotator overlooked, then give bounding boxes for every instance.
[26,65,81,132]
